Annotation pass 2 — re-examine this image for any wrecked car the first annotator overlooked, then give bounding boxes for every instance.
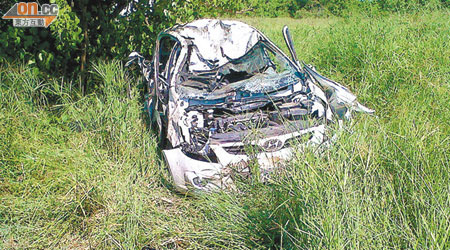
[127,19,373,193]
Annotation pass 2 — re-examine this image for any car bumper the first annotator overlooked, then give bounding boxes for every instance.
[163,125,325,193]
[163,146,293,192]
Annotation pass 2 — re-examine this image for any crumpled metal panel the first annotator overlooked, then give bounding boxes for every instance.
[167,19,261,71]
[303,64,374,119]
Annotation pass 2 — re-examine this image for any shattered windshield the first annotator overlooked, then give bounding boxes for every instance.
[177,41,300,99]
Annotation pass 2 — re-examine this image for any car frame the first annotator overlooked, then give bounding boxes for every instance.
[127,19,373,193]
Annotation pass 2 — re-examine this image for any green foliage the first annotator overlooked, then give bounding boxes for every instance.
[377,0,443,12]
[1,0,178,85]
[49,0,83,75]
[1,10,450,249]
[1,0,448,88]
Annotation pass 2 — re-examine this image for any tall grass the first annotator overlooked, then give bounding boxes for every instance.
[239,10,450,249]
[1,10,449,249]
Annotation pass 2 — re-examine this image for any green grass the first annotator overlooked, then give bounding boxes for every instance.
[1,10,450,249]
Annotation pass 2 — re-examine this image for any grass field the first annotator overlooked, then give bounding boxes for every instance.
[1,10,450,249]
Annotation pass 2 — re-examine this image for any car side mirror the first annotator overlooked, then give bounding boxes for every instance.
[282,26,299,66]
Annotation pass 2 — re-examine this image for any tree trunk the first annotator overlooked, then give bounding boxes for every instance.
[80,2,88,95]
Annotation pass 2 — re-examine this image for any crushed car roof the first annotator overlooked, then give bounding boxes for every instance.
[165,19,262,71]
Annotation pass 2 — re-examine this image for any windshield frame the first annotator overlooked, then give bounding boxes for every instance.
[175,38,301,96]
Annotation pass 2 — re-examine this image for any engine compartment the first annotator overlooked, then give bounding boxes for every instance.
[179,92,326,159]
